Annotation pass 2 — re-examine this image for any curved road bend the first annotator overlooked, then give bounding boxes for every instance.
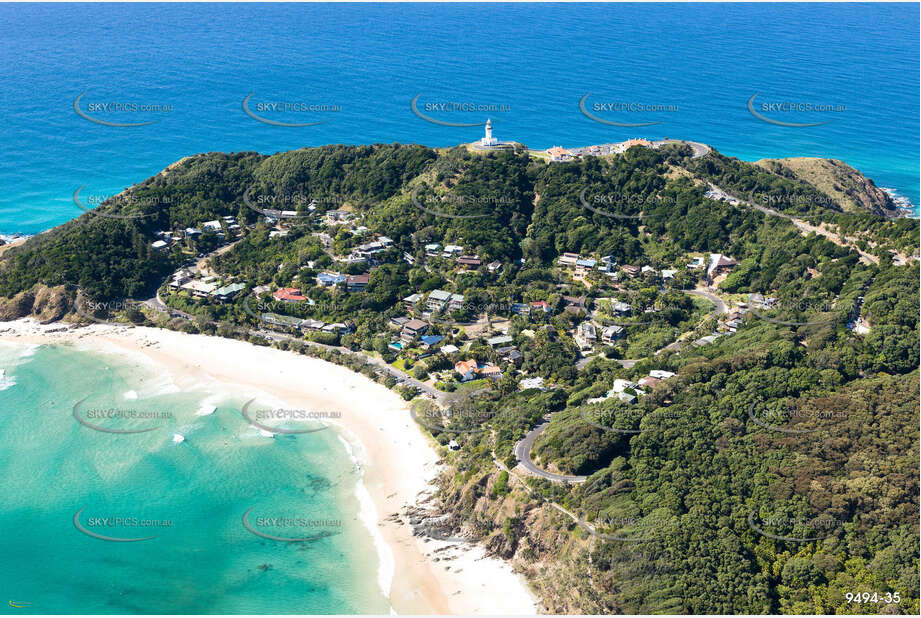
[684,287,727,318]
[515,421,587,484]
[653,139,711,159]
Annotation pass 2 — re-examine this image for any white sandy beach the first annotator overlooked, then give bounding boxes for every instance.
[0,318,539,615]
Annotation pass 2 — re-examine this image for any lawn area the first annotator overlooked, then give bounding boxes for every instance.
[455,378,491,392]
[392,358,412,372]
[689,295,716,318]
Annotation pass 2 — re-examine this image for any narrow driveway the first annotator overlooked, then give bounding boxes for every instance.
[684,288,726,317]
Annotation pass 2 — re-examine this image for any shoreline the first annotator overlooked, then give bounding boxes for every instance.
[0,318,539,616]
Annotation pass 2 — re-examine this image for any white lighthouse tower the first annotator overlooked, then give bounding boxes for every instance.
[480,118,498,147]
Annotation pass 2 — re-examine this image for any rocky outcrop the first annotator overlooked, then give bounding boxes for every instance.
[435,465,604,614]
[0,284,71,323]
[754,157,898,216]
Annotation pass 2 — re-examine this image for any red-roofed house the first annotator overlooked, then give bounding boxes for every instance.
[548,146,573,162]
[274,287,307,303]
[454,359,478,382]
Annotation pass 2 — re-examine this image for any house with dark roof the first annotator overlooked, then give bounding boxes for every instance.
[707,254,737,281]
[346,274,370,292]
[456,255,482,267]
[401,319,429,343]
[510,303,530,317]
[496,346,523,366]
[563,296,587,313]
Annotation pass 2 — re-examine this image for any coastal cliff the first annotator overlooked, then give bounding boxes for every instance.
[0,284,70,323]
[754,157,899,217]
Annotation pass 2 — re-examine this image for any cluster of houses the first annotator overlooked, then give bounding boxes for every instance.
[152,215,241,251]
[324,209,352,225]
[261,311,353,335]
[450,335,521,382]
[574,320,625,351]
[313,272,370,293]
[258,197,325,225]
[421,242,502,273]
[547,138,655,162]
[168,270,245,302]
[389,317,438,349]
[557,252,678,282]
[385,316,522,385]
[588,369,677,405]
[682,291,769,347]
[714,292,776,334]
[452,358,501,381]
[510,300,552,318]
[389,310,456,350]
[345,235,394,264]
[558,250,736,285]
[401,288,466,321]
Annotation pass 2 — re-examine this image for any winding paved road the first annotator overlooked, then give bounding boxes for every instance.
[515,421,587,484]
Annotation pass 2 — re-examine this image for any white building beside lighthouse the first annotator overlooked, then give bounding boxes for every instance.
[480,118,498,147]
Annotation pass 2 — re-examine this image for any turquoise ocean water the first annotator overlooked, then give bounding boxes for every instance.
[0,2,918,237]
[0,342,389,614]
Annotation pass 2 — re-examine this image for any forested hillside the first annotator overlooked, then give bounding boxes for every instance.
[0,142,916,614]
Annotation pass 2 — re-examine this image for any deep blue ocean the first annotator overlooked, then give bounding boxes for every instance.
[0,2,918,234]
